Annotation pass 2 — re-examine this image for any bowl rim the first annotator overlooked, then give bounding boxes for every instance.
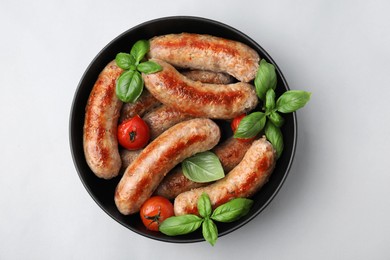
[69,15,297,243]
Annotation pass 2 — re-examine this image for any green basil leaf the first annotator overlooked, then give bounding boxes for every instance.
[116,71,143,103]
[265,121,284,159]
[115,52,135,70]
[211,198,253,223]
[202,218,218,246]
[265,88,276,112]
[198,193,212,218]
[254,59,277,100]
[130,40,150,64]
[137,61,162,74]
[268,111,284,127]
[159,215,203,236]
[182,151,224,183]
[233,112,266,139]
[276,90,311,113]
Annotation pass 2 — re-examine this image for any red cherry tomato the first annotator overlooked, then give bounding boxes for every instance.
[117,115,150,150]
[231,114,256,143]
[140,196,174,231]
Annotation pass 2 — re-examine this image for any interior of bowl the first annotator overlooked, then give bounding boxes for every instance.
[69,16,297,243]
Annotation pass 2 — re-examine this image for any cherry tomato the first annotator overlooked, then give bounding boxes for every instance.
[117,115,150,150]
[140,196,174,231]
[231,114,256,143]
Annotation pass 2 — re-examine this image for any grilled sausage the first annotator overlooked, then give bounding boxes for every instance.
[174,137,276,216]
[119,90,161,123]
[143,59,258,119]
[115,118,221,215]
[83,60,123,179]
[143,105,193,140]
[181,69,235,84]
[148,33,260,82]
[119,105,193,171]
[119,68,235,171]
[119,149,142,172]
[154,137,254,199]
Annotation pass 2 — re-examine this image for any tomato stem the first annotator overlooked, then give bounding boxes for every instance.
[129,131,136,142]
[144,206,161,226]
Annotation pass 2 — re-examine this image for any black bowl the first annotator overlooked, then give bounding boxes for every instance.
[69,16,297,243]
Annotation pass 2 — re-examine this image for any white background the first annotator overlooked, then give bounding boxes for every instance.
[1,0,389,259]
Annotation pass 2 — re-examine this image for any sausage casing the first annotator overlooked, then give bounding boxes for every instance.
[154,137,253,199]
[181,70,235,84]
[83,60,123,179]
[119,68,233,172]
[119,89,161,123]
[115,118,221,215]
[143,59,258,119]
[174,137,276,216]
[143,105,193,140]
[148,33,260,82]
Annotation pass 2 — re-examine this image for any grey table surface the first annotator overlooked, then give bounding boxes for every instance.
[1,0,389,259]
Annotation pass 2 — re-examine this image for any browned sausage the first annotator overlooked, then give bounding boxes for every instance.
[83,60,123,179]
[181,70,235,84]
[143,105,193,140]
[154,137,254,199]
[119,149,142,172]
[119,90,161,123]
[212,137,255,173]
[119,69,234,171]
[148,33,260,82]
[115,118,221,215]
[174,137,276,216]
[119,105,193,172]
[143,59,258,119]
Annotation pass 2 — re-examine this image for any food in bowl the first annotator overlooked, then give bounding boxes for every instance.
[70,16,309,244]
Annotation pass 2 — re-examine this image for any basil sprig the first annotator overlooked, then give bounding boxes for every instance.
[181,151,225,183]
[159,193,253,246]
[234,59,311,158]
[115,40,162,103]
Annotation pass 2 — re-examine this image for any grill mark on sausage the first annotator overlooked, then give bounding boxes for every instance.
[156,34,240,58]
[154,137,253,199]
[115,118,220,215]
[131,134,207,203]
[119,90,161,123]
[159,71,244,107]
[83,60,123,179]
[174,138,276,216]
[149,33,260,82]
[143,59,257,119]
